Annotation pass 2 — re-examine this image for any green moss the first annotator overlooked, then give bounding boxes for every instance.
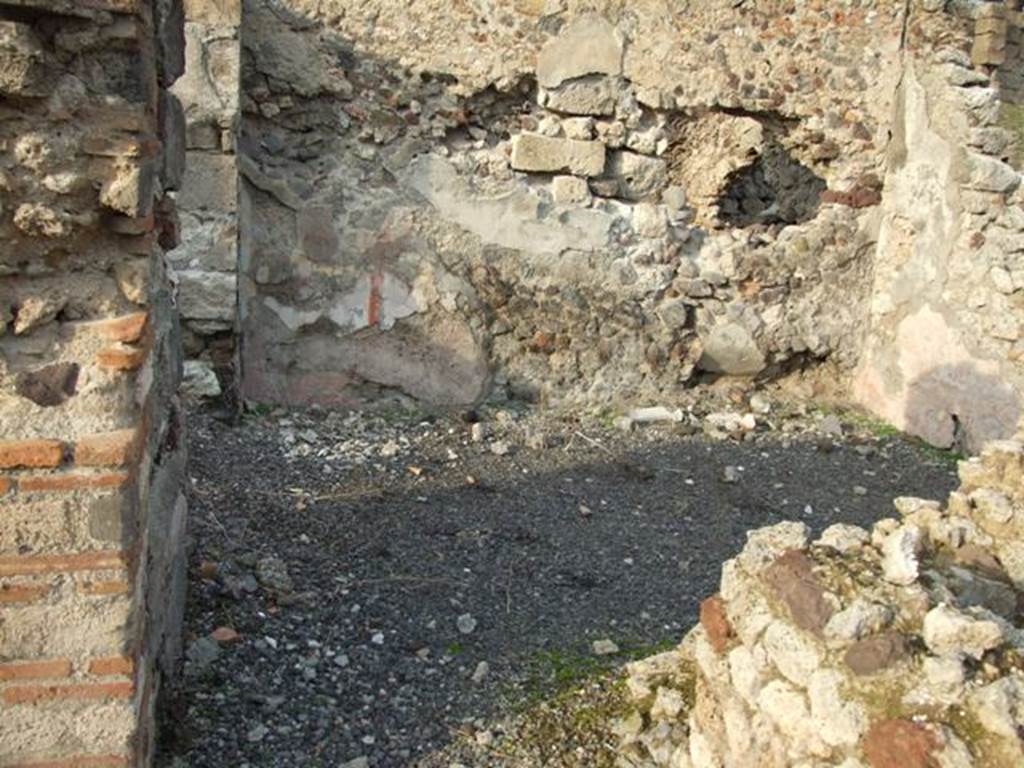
[371,401,432,424]
[816,405,901,439]
[526,648,612,697]
[461,642,694,766]
[815,405,963,466]
[1000,102,1024,168]
[672,657,698,711]
[946,706,994,764]
[503,672,637,767]
[519,639,677,702]
[856,678,909,722]
[913,440,965,467]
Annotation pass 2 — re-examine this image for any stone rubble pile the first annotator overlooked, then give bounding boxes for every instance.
[619,433,1024,767]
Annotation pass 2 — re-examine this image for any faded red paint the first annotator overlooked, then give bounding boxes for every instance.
[367,271,384,327]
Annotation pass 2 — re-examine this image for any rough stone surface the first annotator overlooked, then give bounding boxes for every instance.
[510,133,606,177]
[619,429,1024,767]
[536,15,622,89]
[209,0,1022,415]
[169,2,240,384]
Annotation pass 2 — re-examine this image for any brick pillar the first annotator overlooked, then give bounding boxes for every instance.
[0,2,187,766]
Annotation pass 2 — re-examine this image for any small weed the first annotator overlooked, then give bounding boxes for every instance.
[913,440,964,467]
[816,405,963,466]
[373,402,431,425]
[593,408,620,430]
[244,401,275,418]
[445,641,464,656]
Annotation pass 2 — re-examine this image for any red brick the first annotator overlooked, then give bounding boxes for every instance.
[863,719,939,768]
[2,681,134,705]
[0,583,51,604]
[700,595,734,654]
[97,313,148,343]
[74,430,139,468]
[0,440,64,469]
[0,477,10,494]
[87,656,134,677]
[0,659,72,681]
[0,551,127,577]
[95,345,147,371]
[18,473,130,493]
[9,756,130,768]
[78,580,131,597]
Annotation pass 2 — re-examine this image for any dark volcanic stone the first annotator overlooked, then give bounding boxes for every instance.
[763,549,834,635]
[844,631,909,676]
[15,362,79,407]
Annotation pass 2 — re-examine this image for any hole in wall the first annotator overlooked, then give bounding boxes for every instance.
[715,143,826,228]
[666,109,826,230]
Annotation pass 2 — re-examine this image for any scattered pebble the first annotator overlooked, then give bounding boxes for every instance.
[820,414,844,437]
[211,626,241,645]
[471,661,490,684]
[172,402,957,765]
[457,613,478,635]
[475,729,495,747]
[592,639,620,656]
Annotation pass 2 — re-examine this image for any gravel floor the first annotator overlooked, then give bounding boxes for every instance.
[160,400,959,767]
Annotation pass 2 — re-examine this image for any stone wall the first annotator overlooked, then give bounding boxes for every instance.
[0,1,187,765]
[234,0,909,408]
[620,433,1024,767]
[854,0,1024,454]
[169,0,240,395]
[153,1,1024,451]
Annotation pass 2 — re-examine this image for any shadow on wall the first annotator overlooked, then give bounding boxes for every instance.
[236,1,518,407]
[716,141,826,228]
[904,362,1020,454]
[996,8,1023,168]
[241,303,494,408]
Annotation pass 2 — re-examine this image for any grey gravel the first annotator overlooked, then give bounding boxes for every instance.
[159,397,958,767]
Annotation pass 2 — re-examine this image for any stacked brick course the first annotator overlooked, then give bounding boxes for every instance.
[0,1,187,765]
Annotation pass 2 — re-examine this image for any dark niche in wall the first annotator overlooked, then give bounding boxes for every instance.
[716,143,826,228]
